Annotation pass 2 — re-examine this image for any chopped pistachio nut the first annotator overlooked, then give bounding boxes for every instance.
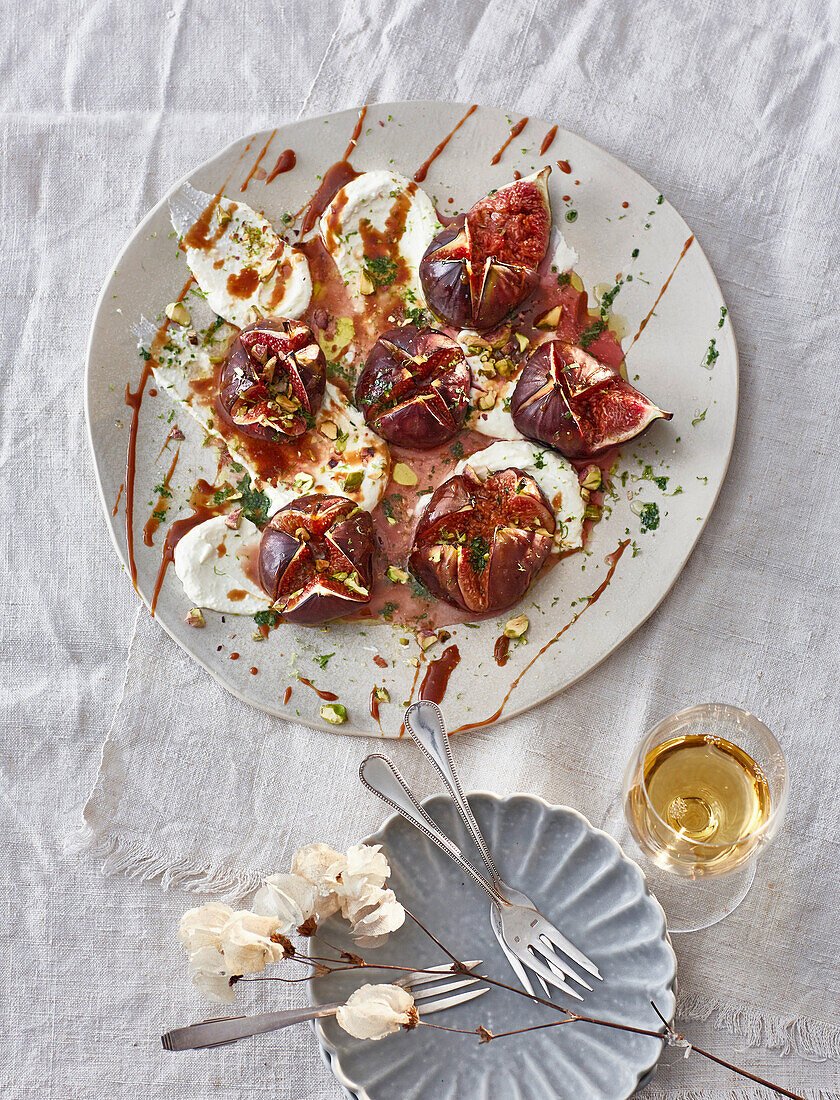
[319,420,339,440]
[581,465,602,491]
[165,301,191,327]
[224,507,243,530]
[580,487,590,502]
[358,270,375,295]
[247,305,264,324]
[418,633,437,651]
[320,703,347,724]
[584,504,602,520]
[477,392,497,411]
[185,607,205,628]
[186,328,199,346]
[504,614,529,639]
[259,259,277,282]
[251,631,266,642]
[398,638,410,647]
[293,473,315,493]
[392,462,418,486]
[514,332,530,353]
[409,657,420,667]
[429,547,443,563]
[535,306,562,329]
[217,206,232,227]
[387,565,410,584]
[343,470,364,492]
[374,686,390,703]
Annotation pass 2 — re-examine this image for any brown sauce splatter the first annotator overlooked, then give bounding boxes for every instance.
[266,149,296,183]
[540,126,558,156]
[625,236,694,355]
[415,105,477,182]
[241,130,276,192]
[557,159,571,174]
[300,160,360,236]
[369,686,382,729]
[149,479,220,615]
[453,541,629,732]
[226,267,259,299]
[298,676,339,702]
[283,686,293,705]
[112,483,124,517]
[622,201,629,209]
[250,667,258,675]
[226,589,248,601]
[125,276,193,594]
[143,444,181,547]
[373,654,388,669]
[230,652,240,660]
[343,105,368,161]
[420,645,461,705]
[493,635,510,666]
[490,117,528,165]
[183,188,230,252]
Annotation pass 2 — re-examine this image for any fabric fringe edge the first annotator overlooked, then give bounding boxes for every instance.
[65,824,262,902]
[677,988,840,1064]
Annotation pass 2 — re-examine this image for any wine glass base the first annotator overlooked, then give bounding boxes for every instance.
[599,795,757,933]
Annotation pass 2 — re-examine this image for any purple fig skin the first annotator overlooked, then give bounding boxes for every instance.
[419,169,552,331]
[511,341,673,459]
[355,324,471,449]
[259,494,374,624]
[409,466,555,614]
[219,318,326,443]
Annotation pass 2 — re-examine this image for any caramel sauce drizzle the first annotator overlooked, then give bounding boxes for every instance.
[283,686,293,705]
[342,105,368,161]
[420,645,461,705]
[241,130,276,192]
[150,479,220,615]
[490,117,528,165]
[300,160,360,236]
[369,686,382,730]
[399,660,425,737]
[557,159,572,174]
[540,126,558,156]
[625,235,694,355]
[452,541,629,732]
[112,483,124,517]
[143,444,181,547]
[124,276,194,593]
[415,105,477,182]
[266,149,296,183]
[297,676,339,702]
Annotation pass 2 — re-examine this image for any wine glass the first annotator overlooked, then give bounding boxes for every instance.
[607,704,788,933]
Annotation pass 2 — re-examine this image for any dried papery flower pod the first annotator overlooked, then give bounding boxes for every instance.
[409,466,555,613]
[511,341,672,459]
[355,325,471,449]
[259,494,374,624]
[419,169,551,331]
[219,318,326,442]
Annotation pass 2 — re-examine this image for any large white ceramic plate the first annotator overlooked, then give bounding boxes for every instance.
[311,793,677,1099]
[86,101,737,736]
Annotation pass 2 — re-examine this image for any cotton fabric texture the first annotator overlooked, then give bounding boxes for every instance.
[2,0,839,1097]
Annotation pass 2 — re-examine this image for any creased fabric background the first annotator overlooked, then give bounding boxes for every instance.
[2,0,839,1097]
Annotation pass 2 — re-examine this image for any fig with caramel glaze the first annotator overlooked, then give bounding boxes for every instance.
[259,494,374,624]
[419,168,551,331]
[355,324,471,449]
[219,318,326,443]
[409,466,555,614]
[511,341,672,459]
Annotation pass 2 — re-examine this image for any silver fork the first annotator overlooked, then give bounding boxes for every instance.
[161,961,486,1050]
[403,700,600,999]
[360,752,598,1002]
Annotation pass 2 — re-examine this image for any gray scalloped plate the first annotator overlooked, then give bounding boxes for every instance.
[310,793,677,1099]
[86,100,737,736]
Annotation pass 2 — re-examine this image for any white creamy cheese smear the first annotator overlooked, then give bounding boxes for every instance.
[319,170,441,304]
[174,515,269,614]
[169,183,311,328]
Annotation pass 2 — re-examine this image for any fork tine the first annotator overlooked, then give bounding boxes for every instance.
[531,918,602,980]
[412,976,482,1000]
[492,904,551,1000]
[515,949,584,1001]
[417,986,488,1015]
[537,938,594,991]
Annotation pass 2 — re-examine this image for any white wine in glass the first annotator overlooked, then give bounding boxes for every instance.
[621,704,787,929]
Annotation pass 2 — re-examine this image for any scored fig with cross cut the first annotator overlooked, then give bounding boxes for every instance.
[419,168,552,332]
[219,318,326,442]
[355,324,471,449]
[408,466,555,614]
[259,494,375,624]
[511,341,672,459]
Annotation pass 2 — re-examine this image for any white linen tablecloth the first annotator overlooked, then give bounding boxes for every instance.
[2,1,839,1097]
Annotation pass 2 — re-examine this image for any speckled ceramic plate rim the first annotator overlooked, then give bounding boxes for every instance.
[310,791,678,1100]
[86,100,738,736]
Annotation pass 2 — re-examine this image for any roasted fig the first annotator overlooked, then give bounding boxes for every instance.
[510,341,672,459]
[409,466,555,614]
[219,318,326,442]
[259,494,374,624]
[419,169,551,331]
[355,324,471,449]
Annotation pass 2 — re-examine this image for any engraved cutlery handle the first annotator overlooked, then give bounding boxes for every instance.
[162,1003,342,1050]
[359,754,503,904]
[404,700,501,886]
